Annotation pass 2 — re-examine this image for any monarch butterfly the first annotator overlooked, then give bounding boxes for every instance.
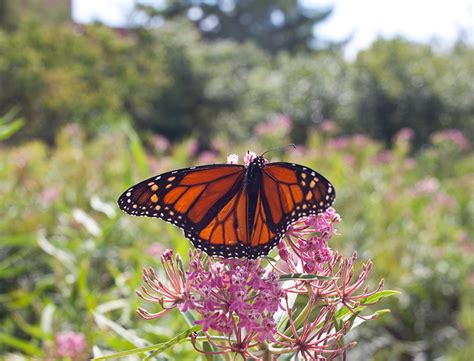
[118,154,335,259]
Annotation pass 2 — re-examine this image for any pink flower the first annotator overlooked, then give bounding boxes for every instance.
[395,127,415,142]
[138,250,283,343]
[188,139,200,156]
[415,177,440,194]
[281,208,340,274]
[40,188,60,204]
[255,114,292,136]
[227,154,239,164]
[328,136,351,150]
[373,150,394,164]
[243,151,257,166]
[431,129,470,150]
[136,250,188,320]
[54,331,87,360]
[319,119,338,133]
[146,242,165,257]
[197,150,217,164]
[152,134,170,152]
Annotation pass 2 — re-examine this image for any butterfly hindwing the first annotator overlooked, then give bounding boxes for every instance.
[261,162,336,234]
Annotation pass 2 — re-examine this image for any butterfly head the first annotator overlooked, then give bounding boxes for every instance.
[250,155,266,168]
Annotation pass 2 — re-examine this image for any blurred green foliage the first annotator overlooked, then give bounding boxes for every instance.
[0,125,473,360]
[0,19,472,147]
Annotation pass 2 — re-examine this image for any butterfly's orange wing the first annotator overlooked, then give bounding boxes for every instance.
[118,164,249,256]
[243,162,336,257]
[118,161,335,259]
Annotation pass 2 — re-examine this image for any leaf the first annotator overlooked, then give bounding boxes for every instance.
[37,231,76,272]
[279,273,331,281]
[0,333,43,356]
[333,290,400,324]
[181,310,198,327]
[91,325,201,360]
[360,290,401,305]
[41,303,56,335]
[128,129,149,178]
[0,107,24,141]
[93,312,149,348]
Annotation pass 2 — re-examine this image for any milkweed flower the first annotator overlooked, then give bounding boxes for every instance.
[137,207,388,359]
[134,153,394,360]
[46,331,88,361]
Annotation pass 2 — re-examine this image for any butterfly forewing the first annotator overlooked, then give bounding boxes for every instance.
[118,164,245,232]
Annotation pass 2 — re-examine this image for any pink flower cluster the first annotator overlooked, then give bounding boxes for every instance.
[281,207,340,274]
[46,331,88,361]
[185,257,283,341]
[136,153,387,359]
[138,250,283,350]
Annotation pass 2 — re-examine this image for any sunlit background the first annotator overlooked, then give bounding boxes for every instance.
[0,0,473,360]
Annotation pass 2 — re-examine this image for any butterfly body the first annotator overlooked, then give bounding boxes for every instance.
[118,155,335,259]
[242,156,266,241]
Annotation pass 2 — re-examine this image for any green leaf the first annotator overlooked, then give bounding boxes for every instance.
[181,310,198,327]
[360,290,401,305]
[0,118,24,140]
[0,333,43,356]
[91,325,201,360]
[93,312,149,348]
[128,129,149,178]
[333,290,399,323]
[0,107,24,140]
[279,273,331,281]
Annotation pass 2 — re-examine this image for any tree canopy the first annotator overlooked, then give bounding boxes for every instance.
[133,0,335,54]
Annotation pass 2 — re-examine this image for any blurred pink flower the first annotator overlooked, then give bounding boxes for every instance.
[188,139,200,156]
[146,242,165,258]
[328,136,351,150]
[196,151,217,164]
[395,127,415,142]
[41,188,60,204]
[255,114,292,136]
[343,154,355,167]
[319,119,338,133]
[353,134,370,147]
[373,150,393,164]
[404,157,417,170]
[431,129,470,150]
[152,134,170,152]
[434,194,455,209]
[54,331,87,360]
[415,177,440,194]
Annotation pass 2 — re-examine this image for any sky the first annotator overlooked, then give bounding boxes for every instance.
[72,0,473,59]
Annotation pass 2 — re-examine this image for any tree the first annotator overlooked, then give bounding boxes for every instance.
[0,0,71,30]
[133,0,335,54]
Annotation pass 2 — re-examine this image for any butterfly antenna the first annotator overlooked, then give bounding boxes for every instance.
[261,144,296,157]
